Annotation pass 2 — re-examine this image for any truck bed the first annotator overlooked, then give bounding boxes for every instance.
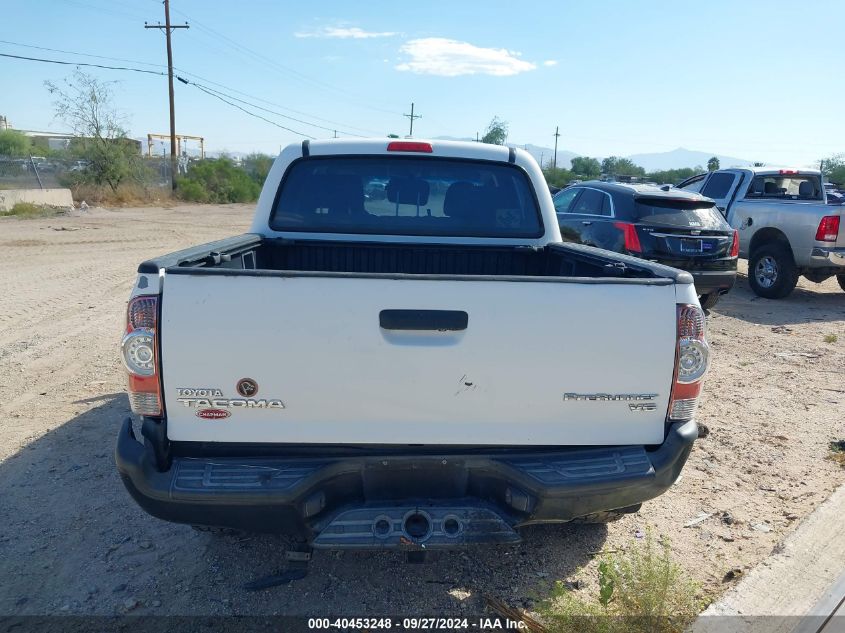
[139,233,688,282]
[137,234,690,447]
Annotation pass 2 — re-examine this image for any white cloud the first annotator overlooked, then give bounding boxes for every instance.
[295,26,397,39]
[542,60,558,67]
[395,38,537,77]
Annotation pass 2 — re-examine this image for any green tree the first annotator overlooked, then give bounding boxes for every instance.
[0,130,32,156]
[542,166,575,188]
[821,154,845,186]
[176,158,261,203]
[570,156,601,179]
[707,156,720,171]
[646,167,701,185]
[45,71,142,192]
[242,153,274,186]
[481,117,508,145]
[601,156,645,177]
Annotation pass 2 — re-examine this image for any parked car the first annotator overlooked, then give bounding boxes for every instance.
[115,139,706,554]
[676,168,844,298]
[553,181,738,309]
[827,191,844,206]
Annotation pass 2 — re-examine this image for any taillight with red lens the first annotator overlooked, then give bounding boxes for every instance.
[730,230,739,257]
[387,141,433,153]
[815,215,840,242]
[668,304,709,422]
[613,221,642,253]
[122,295,162,416]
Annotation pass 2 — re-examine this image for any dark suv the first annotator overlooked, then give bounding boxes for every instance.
[553,181,738,308]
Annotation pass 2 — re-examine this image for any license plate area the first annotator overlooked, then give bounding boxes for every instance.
[679,238,704,254]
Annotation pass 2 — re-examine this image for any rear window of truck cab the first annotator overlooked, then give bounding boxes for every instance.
[269,157,543,238]
[745,174,822,200]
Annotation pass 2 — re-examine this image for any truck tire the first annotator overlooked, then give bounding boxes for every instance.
[838,275,845,292]
[748,245,799,299]
[699,292,720,310]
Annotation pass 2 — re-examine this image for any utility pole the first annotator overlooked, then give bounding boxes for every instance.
[403,102,422,137]
[553,126,560,169]
[146,0,189,191]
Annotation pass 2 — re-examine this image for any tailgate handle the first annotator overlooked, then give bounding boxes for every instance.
[379,310,468,331]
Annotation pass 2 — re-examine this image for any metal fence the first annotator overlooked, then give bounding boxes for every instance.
[0,155,176,190]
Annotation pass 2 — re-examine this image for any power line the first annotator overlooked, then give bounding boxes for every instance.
[0,38,382,136]
[168,6,405,116]
[0,52,314,139]
[0,39,168,70]
[187,82,365,138]
[191,84,315,139]
[0,51,167,76]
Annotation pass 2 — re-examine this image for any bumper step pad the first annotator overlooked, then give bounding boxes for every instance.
[312,503,520,549]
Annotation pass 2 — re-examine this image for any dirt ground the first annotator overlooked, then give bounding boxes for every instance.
[0,204,843,616]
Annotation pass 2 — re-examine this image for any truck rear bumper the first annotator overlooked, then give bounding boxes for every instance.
[809,247,845,268]
[689,269,737,295]
[115,418,697,548]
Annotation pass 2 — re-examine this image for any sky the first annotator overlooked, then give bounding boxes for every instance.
[2,0,844,165]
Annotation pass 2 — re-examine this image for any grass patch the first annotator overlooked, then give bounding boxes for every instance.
[829,441,845,468]
[823,334,838,344]
[0,202,62,218]
[538,531,702,633]
[68,182,172,206]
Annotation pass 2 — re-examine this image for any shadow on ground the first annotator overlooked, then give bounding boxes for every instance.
[710,274,844,326]
[0,395,607,616]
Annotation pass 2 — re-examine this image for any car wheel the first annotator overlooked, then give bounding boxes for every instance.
[699,292,720,310]
[838,274,845,292]
[748,244,799,299]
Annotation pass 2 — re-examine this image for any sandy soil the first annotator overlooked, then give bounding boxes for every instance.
[0,204,843,616]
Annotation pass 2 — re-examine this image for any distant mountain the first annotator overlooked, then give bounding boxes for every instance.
[626,148,752,171]
[419,138,753,173]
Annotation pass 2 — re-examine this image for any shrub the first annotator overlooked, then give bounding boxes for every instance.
[0,130,32,156]
[242,153,274,186]
[175,179,211,203]
[538,531,702,633]
[830,440,845,468]
[1,202,59,218]
[175,158,261,203]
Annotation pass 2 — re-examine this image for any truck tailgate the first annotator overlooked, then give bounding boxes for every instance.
[160,273,677,446]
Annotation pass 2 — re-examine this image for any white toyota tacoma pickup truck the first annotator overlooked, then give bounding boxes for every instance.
[116,139,706,552]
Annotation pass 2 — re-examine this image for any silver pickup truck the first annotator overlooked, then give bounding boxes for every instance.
[677,168,844,298]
